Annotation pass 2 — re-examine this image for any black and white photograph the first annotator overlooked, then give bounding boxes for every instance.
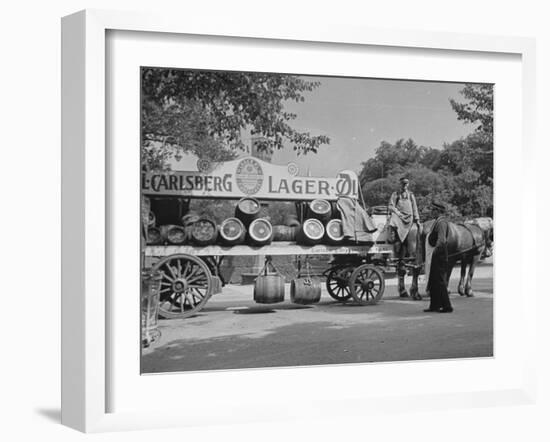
[140,68,494,374]
[3,0,548,438]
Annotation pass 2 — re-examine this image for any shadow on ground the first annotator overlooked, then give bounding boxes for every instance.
[144,292,493,374]
[35,408,61,423]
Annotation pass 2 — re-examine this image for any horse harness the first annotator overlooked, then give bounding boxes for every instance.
[429,219,484,259]
[451,223,485,258]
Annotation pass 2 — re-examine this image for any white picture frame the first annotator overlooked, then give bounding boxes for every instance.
[61,9,537,433]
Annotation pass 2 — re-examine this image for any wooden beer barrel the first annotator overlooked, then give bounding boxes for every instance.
[235,197,261,227]
[165,225,187,245]
[307,199,332,223]
[272,225,297,242]
[219,217,246,245]
[325,219,345,244]
[181,212,200,226]
[254,274,285,304]
[146,227,162,244]
[291,277,322,304]
[296,218,325,245]
[159,224,187,244]
[181,212,200,240]
[248,218,273,246]
[284,213,301,227]
[190,218,219,246]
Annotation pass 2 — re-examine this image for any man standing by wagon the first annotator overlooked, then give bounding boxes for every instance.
[388,177,420,298]
[424,201,454,313]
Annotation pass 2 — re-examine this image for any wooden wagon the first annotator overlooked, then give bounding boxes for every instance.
[142,156,397,319]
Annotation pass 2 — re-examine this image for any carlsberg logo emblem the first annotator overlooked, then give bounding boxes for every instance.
[235,158,264,195]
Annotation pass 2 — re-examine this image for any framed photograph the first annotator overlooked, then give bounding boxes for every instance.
[62,9,536,432]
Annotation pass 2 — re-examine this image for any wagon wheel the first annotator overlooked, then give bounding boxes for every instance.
[326,267,353,302]
[152,254,213,319]
[349,264,385,305]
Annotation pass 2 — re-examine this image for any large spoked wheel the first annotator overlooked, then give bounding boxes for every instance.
[153,254,213,319]
[349,264,385,305]
[326,267,353,302]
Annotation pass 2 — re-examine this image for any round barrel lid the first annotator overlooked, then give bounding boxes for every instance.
[249,218,273,241]
[303,218,325,240]
[238,197,260,214]
[192,219,216,238]
[326,219,344,240]
[167,226,186,242]
[220,218,245,240]
[147,227,162,243]
[309,199,331,214]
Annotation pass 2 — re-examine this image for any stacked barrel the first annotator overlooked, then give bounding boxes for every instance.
[145,208,219,246]
[268,199,344,246]
[272,213,299,242]
[234,197,273,246]
[295,199,345,246]
[145,197,345,248]
[145,197,349,306]
[145,203,188,245]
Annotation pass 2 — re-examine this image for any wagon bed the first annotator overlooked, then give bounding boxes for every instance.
[148,240,393,320]
[143,156,394,319]
[145,241,393,257]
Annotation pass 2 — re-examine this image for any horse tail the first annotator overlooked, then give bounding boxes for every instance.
[460,223,485,256]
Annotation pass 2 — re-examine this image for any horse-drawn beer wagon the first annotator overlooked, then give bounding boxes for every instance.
[142,156,398,320]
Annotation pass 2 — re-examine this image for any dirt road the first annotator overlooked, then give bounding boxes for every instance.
[142,263,493,373]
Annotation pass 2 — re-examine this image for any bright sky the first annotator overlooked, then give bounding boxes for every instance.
[270,76,476,177]
[171,75,476,176]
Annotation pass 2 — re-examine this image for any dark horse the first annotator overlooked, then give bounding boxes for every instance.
[419,218,493,297]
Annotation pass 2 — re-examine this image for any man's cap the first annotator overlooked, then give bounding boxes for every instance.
[399,177,409,184]
[430,200,446,211]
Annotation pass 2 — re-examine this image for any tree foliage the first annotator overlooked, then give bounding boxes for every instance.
[141,100,238,170]
[449,84,493,139]
[358,139,441,185]
[447,84,494,185]
[359,138,492,218]
[141,69,330,170]
[358,84,494,219]
[440,133,493,185]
